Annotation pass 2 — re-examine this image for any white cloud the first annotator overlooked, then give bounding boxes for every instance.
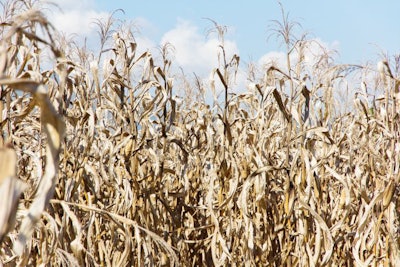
[258,38,340,73]
[160,19,239,77]
[135,35,157,55]
[46,0,95,11]
[44,0,108,37]
[258,51,287,69]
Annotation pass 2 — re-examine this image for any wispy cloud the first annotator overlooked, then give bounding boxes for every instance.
[160,19,239,77]
[258,38,340,72]
[45,0,108,37]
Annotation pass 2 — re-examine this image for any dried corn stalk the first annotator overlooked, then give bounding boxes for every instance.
[0,144,26,244]
[0,79,65,256]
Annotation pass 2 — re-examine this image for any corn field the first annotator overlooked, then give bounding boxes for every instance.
[0,1,399,266]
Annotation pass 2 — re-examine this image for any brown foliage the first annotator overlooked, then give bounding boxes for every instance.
[0,1,399,266]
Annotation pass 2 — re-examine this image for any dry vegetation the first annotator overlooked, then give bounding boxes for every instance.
[1,1,400,266]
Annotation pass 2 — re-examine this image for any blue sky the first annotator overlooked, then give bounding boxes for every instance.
[90,0,399,64]
[46,0,399,82]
